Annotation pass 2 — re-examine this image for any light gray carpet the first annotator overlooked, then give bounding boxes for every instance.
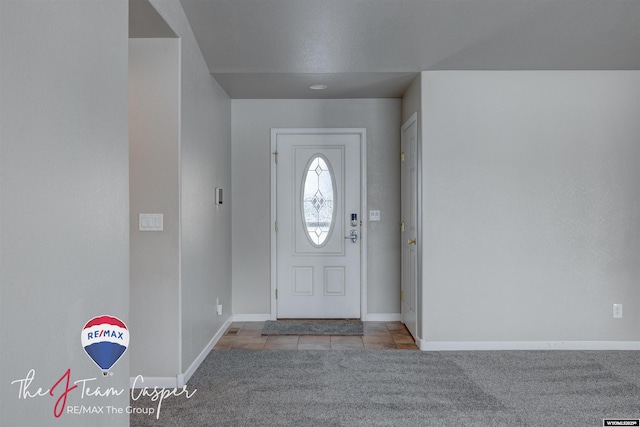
[130,350,640,426]
[261,320,364,335]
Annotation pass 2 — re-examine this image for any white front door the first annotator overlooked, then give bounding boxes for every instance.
[273,129,363,319]
[401,115,418,339]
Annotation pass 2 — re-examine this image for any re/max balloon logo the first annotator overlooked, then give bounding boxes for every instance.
[81,315,129,375]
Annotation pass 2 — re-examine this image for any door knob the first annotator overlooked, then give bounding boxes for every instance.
[345,230,358,243]
[408,238,417,245]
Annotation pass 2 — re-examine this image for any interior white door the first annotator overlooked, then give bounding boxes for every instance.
[275,131,361,318]
[401,115,418,339]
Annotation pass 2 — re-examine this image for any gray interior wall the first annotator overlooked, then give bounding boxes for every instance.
[148,0,233,372]
[129,38,180,377]
[0,1,130,426]
[231,99,401,316]
[421,71,640,342]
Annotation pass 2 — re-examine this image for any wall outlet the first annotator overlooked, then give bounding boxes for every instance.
[613,303,623,319]
[216,298,222,316]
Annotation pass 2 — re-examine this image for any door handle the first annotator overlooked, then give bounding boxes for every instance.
[408,238,417,245]
[345,230,358,243]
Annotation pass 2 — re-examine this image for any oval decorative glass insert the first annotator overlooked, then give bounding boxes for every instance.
[302,155,335,246]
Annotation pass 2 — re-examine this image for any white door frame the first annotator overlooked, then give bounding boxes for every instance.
[270,128,368,320]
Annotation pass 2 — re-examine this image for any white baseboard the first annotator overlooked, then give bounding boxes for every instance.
[130,315,233,389]
[231,313,402,322]
[417,340,640,351]
[232,313,272,322]
[180,316,234,386]
[365,313,402,322]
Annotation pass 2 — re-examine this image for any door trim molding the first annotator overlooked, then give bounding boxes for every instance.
[270,128,368,320]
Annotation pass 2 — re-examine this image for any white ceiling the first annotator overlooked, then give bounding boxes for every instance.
[179,0,640,99]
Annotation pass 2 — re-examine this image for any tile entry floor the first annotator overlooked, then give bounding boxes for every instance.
[214,321,419,351]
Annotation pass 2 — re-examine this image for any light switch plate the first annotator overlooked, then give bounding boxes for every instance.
[139,214,163,231]
[613,303,623,319]
[369,210,381,221]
